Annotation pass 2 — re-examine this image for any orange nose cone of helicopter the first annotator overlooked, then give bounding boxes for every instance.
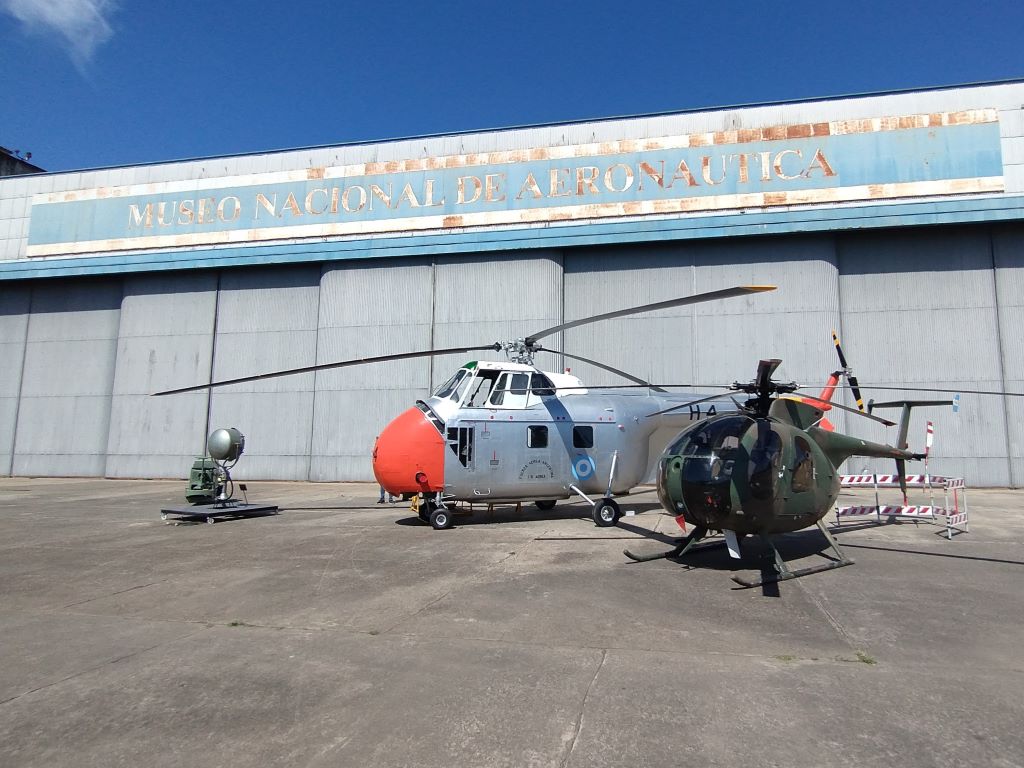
[373,407,445,494]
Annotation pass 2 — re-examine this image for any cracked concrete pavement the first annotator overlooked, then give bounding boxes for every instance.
[0,478,1022,767]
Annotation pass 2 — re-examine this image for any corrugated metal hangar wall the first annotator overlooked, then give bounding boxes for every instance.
[2,224,1023,485]
[2,81,1024,486]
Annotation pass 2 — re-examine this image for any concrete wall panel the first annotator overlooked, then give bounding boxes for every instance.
[208,266,321,481]
[105,272,218,478]
[431,251,562,389]
[691,236,840,387]
[0,285,31,475]
[564,243,696,388]
[309,388,418,482]
[311,260,434,482]
[837,228,1008,484]
[993,224,1024,485]
[13,280,121,476]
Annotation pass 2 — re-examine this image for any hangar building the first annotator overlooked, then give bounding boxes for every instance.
[1,80,1023,486]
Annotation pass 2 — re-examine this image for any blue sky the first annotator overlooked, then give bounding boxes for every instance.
[1,0,1022,173]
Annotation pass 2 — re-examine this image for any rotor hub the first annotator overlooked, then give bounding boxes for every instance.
[501,339,540,365]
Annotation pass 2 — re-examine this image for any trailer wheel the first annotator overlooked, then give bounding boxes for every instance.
[592,498,621,527]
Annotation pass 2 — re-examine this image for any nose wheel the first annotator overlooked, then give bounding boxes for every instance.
[418,498,454,530]
[429,506,454,530]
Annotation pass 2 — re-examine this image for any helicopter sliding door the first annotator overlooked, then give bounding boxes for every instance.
[442,420,482,498]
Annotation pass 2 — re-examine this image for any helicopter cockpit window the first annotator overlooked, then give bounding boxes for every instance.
[530,373,555,397]
[675,415,753,517]
[791,436,814,493]
[433,369,467,399]
[465,370,499,407]
[450,372,473,403]
[668,415,754,458]
[487,372,530,408]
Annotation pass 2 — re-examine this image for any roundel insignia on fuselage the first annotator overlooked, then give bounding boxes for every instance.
[572,454,596,481]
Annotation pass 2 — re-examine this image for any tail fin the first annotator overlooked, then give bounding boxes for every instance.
[814,371,842,431]
[868,399,953,501]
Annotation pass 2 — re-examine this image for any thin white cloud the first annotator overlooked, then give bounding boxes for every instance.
[2,0,116,66]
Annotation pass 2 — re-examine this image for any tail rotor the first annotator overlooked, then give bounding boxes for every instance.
[832,330,865,412]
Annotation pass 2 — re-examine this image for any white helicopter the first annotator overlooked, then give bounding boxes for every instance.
[156,285,776,529]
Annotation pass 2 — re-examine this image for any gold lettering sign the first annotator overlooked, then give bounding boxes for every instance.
[23,109,1002,259]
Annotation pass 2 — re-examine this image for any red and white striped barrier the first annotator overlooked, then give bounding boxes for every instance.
[836,505,939,518]
[835,474,969,539]
[839,474,962,488]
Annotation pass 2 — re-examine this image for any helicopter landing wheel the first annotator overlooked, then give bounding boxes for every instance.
[429,505,454,530]
[592,498,621,527]
[535,499,557,511]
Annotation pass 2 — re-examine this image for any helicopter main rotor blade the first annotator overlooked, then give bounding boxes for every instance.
[785,393,896,426]
[152,344,502,396]
[755,358,783,395]
[536,347,667,392]
[525,285,776,345]
[831,384,1024,397]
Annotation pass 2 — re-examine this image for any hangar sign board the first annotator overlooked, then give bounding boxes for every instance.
[26,110,1004,258]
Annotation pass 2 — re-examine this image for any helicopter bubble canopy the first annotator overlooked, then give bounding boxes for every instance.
[664,414,754,460]
[657,415,757,522]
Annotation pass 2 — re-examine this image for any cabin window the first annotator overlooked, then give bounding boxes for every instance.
[446,426,474,467]
[573,426,594,448]
[792,436,814,492]
[528,425,548,448]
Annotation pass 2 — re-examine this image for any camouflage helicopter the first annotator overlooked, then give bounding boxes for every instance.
[155,285,775,529]
[625,357,936,588]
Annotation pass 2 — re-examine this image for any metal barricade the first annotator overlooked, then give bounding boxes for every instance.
[834,474,968,539]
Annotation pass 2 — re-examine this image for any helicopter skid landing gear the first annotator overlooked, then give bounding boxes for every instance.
[624,526,710,562]
[730,520,854,588]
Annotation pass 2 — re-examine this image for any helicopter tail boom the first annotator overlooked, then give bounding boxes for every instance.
[809,427,922,470]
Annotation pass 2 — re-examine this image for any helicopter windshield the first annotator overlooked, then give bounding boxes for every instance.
[433,369,468,399]
[671,415,754,517]
[667,415,753,461]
